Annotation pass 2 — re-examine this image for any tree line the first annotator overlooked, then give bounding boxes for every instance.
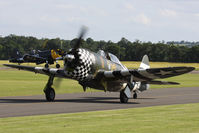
[0,34,199,63]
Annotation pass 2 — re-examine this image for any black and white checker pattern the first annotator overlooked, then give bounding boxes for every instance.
[67,49,94,81]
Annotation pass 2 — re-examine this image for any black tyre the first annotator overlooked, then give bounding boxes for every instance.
[45,88,55,101]
[120,91,128,103]
[56,64,60,68]
[45,64,49,68]
[133,93,137,99]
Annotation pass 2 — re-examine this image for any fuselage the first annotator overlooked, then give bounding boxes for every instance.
[63,48,127,92]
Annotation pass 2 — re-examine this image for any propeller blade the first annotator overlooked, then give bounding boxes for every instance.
[42,39,48,49]
[73,26,88,51]
[54,77,63,89]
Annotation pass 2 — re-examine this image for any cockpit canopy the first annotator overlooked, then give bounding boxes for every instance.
[107,53,121,64]
[97,50,121,65]
[97,50,106,58]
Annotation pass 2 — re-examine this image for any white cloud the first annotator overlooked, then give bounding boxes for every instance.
[65,17,82,23]
[124,3,134,11]
[134,14,151,25]
[160,9,177,17]
[40,15,61,23]
[56,4,76,10]
[55,4,87,12]
[195,13,199,17]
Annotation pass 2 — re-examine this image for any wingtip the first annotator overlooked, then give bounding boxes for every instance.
[3,64,22,68]
[187,67,195,72]
[168,81,180,85]
[3,64,10,67]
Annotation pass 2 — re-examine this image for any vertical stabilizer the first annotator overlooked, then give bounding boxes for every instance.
[139,55,150,69]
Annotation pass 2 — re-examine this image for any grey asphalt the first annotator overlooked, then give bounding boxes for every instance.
[0,87,199,118]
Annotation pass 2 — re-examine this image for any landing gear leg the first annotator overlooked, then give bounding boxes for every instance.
[133,92,137,99]
[120,90,129,103]
[43,75,55,101]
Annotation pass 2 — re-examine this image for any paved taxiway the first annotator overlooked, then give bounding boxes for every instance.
[0,87,199,118]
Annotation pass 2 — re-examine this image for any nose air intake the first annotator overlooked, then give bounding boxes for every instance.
[64,54,75,62]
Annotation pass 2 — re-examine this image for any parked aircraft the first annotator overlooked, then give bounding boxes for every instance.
[4,28,195,103]
[9,49,65,68]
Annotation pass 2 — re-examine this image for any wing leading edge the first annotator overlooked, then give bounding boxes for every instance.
[3,64,68,78]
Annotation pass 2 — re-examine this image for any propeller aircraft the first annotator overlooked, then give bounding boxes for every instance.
[9,49,65,68]
[4,28,195,103]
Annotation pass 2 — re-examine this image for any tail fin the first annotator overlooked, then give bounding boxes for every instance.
[139,55,150,69]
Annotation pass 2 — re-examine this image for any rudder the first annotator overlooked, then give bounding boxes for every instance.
[139,55,150,69]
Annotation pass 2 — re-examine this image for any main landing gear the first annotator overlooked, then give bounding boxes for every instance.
[55,61,60,68]
[56,64,60,68]
[133,92,137,99]
[120,91,138,103]
[44,75,55,101]
[120,90,128,103]
[44,63,60,68]
[45,63,49,68]
[44,62,60,68]
[44,61,49,68]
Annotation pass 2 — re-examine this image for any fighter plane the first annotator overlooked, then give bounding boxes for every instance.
[9,49,65,68]
[4,28,195,103]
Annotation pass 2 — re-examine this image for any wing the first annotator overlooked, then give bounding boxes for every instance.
[96,67,194,84]
[3,64,71,79]
[23,54,46,64]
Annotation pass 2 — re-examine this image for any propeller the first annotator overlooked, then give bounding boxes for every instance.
[42,39,49,49]
[54,26,88,90]
[55,26,88,62]
[54,77,63,90]
[64,26,88,62]
[72,26,88,52]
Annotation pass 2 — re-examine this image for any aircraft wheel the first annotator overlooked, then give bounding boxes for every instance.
[120,91,128,103]
[56,64,60,68]
[45,88,55,101]
[133,93,137,99]
[45,64,49,68]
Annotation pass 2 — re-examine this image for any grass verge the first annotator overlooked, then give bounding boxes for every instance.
[0,103,199,133]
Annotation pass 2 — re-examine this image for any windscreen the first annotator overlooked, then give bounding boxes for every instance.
[97,50,106,58]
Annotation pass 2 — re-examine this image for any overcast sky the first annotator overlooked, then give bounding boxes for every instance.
[1,0,199,42]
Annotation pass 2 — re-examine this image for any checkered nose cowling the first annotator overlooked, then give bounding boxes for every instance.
[65,49,94,81]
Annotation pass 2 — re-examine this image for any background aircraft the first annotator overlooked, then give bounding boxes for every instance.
[4,28,195,103]
[9,49,65,68]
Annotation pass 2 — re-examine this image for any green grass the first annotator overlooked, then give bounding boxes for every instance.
[0,70,199,97]
[1,103,199,133]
